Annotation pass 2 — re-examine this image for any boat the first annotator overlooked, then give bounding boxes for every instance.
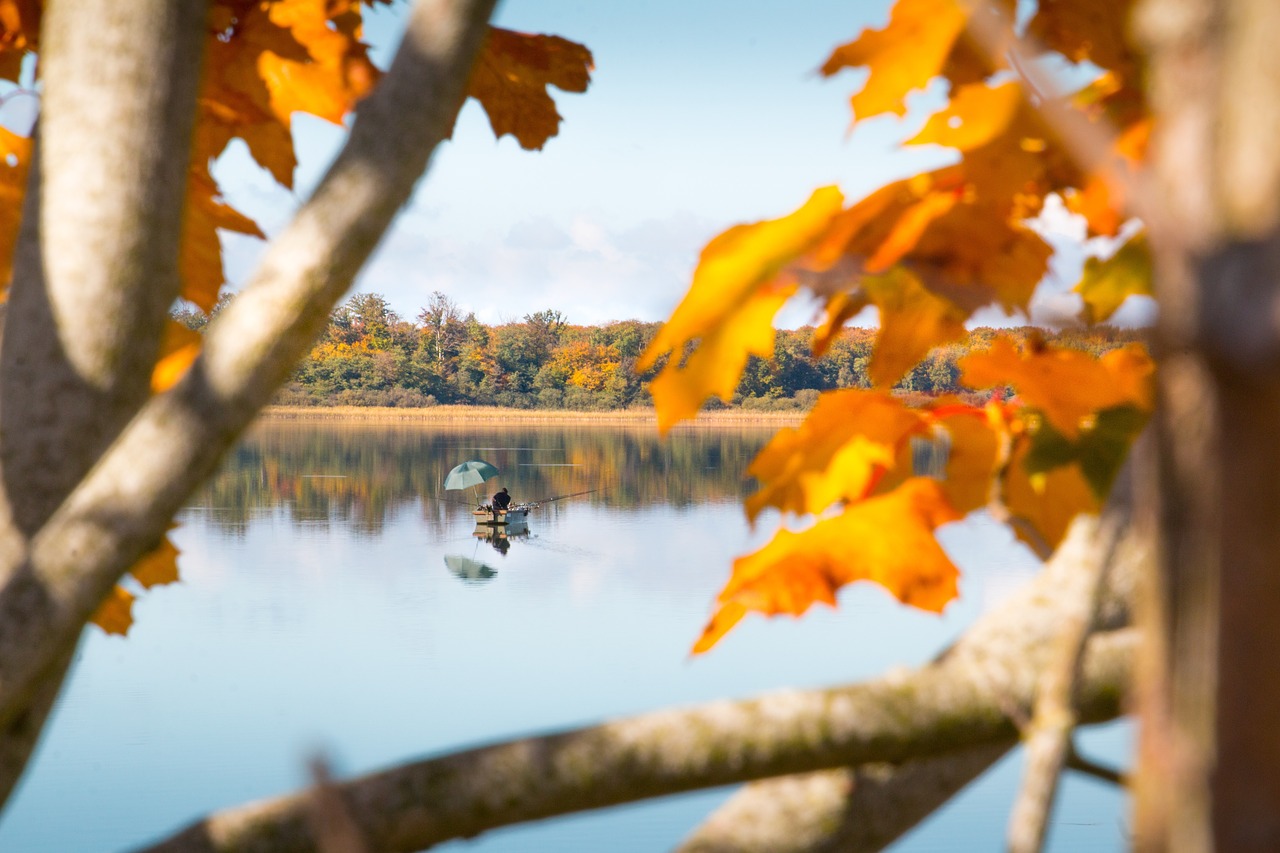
[472,503,534,526]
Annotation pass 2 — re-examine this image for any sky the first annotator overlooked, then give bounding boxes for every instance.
[212,0,1151,329]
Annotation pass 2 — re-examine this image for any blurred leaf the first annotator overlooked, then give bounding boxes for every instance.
[1075,231,1152,324]
[695,478,961,653]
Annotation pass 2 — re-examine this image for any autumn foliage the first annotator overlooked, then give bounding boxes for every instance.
[0,0,592,634]
[637,0,1155,650]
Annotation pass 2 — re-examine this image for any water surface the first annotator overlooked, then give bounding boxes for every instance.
[0,422,1130,851]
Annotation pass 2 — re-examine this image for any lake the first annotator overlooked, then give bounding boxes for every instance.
[0,421,1130,851]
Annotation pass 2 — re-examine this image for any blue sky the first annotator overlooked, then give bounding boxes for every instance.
[214,0,1148,328]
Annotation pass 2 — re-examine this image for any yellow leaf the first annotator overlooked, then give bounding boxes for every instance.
[641,187,846,433]
[647,285,794,432]
[90,586,135,636]
[863,268,967,388]
[959,336,1153,438]
[1075,232,1152,324]
[152,321,202,394]
[745,389,925,520]
[819,0,968,119]
[467,28,594,151]
[906,81,1023,152]
[694,478,961,653]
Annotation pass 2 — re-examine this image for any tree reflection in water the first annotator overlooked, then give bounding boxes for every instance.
[193,422,779,536]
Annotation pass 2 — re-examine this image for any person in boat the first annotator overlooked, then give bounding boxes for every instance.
[492,487,512,512]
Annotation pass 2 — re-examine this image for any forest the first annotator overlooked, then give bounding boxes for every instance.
[176,292,1145,410]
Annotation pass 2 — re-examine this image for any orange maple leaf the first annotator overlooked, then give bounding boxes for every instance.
[0,125,30,296]
[467,28,594,151]
[0,0,37,82]
[1003,438,1099,555]
[152,321,203,394]
[90,586,135,636]
[862,268,968,387]
[694,478,961,653]
[959,336,1153,438]
[130,531,181,589]
[745,389,926,521]
[820,0,968,120]
[91,530,183,635]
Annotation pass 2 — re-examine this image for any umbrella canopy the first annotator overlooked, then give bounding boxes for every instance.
[444,555,497,584]
[443,459,500,491]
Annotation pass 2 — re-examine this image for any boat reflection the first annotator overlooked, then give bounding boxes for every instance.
[443,524,532,584]
[473,523,530,557]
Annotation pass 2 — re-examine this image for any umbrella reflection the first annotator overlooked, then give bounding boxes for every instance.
[444,525,531,585]
[443,554,497,585]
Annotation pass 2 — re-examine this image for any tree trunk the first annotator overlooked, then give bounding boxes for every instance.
[1135,0,1280,848]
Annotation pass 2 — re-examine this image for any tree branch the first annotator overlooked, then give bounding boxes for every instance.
[130,510,1139,853]
[1005,473,1139,852]
[0,0,207,535]
[0,0,499,795]
[0,0,209,807]
[675,744,1011,853]
[131,630,1134,853]
[674,506,1144,853]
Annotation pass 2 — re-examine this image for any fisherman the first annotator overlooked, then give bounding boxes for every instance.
[492,487,512,511]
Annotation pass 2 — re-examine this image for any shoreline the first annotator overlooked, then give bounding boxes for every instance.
[257,405,806,427]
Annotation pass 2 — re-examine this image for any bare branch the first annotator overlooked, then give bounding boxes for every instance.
[675,744,1010,853]
[131,508,1140,853]
[130,630,1133,853]
[676,506,1145,853]
[964,1,1163,236]
[1064,742,1127,788]
[1005,506,1130,852]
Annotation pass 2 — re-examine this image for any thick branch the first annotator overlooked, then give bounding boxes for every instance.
[675,744,1010,853]
[676,508,1145,853]
[0,0,207,534]
[132,631,1133,853]
[0,0,498,788]
[0,0,208,808]
[132,511,1139,853]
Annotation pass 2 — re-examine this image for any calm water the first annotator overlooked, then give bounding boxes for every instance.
[0,423,1130,851]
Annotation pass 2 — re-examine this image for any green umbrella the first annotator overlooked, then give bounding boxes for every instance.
[443,459,500,502]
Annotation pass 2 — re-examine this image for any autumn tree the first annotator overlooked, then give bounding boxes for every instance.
[0,0,1271,852]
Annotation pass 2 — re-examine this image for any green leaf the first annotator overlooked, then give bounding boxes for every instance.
[1075,232,1152,325]
[1024,404,1148,500]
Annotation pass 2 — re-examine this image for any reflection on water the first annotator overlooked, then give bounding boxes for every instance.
[446,524,534,582]
[0,422,1130,853]
[196,421,771,535]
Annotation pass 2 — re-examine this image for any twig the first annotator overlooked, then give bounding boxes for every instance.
[308,756,371,853]
[1065,741,1128,788]
[963,1,1163,237]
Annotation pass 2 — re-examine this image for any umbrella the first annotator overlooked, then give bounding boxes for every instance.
[444,554,497,585]
[443,459,500,502]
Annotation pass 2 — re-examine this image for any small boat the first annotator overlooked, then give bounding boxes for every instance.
[472,504,534,526]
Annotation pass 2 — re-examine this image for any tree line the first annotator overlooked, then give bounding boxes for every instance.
[176,291,1146,410]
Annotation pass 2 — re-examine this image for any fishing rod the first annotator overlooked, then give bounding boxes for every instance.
[526,487,601,506]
